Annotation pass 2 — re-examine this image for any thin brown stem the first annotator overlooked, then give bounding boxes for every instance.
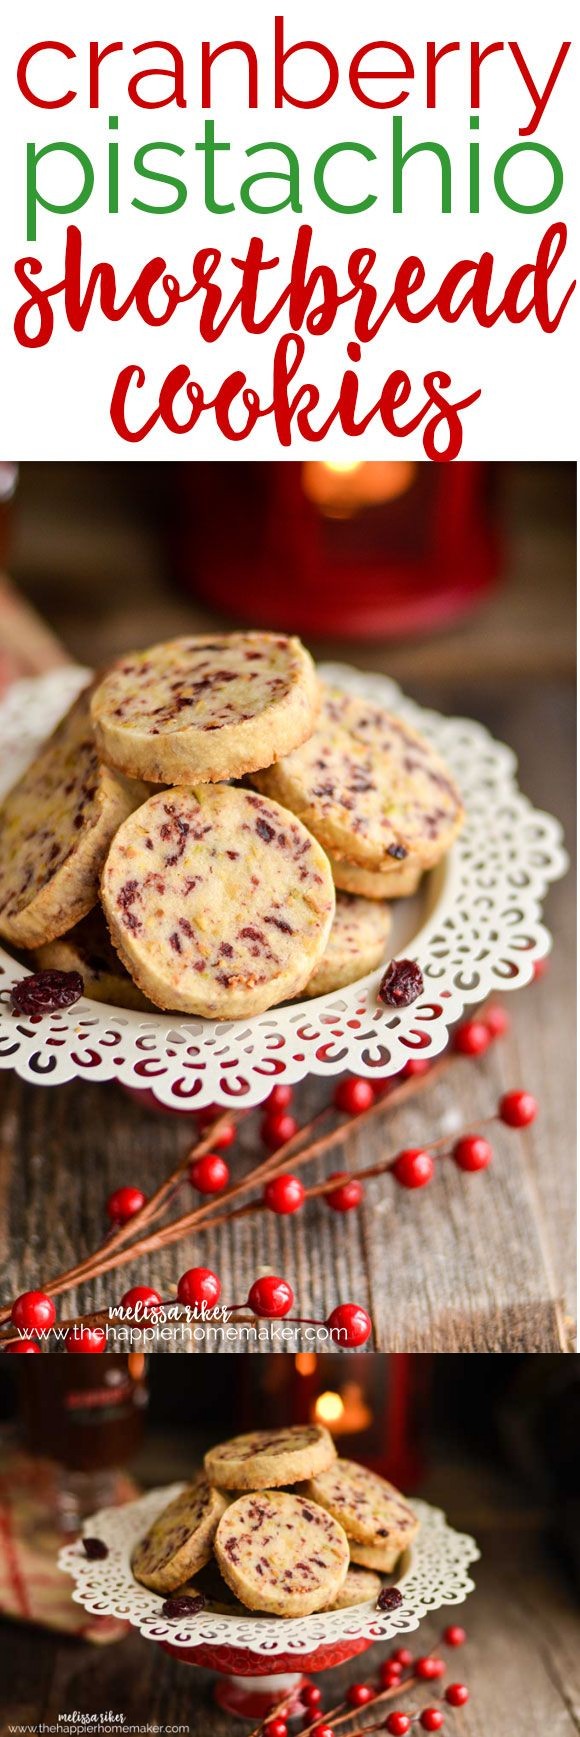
[299,1670,416,1737]
[0,1018,491,1324]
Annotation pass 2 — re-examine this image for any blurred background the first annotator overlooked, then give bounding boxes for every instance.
[0,1353,578,1732]
[0,460,575,688]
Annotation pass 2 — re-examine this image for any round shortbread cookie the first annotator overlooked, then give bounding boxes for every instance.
[305,891,391,997]
[0,687,146,950]
[35,908,151,1010]
[252,686,463,873]
[205,1425,336,1491]
[90,633,320,785]
[131,1474,229,1593]
[215,1490,349,1616]
[327,851,423,901]
[326,1565,382,1609]
[100,787,335,1019]
[305,1460,419,1555]
[349,1538,409,1572]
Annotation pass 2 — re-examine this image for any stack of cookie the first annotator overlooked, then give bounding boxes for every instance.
[131,1425,419,1618]
[0,632,463,1019]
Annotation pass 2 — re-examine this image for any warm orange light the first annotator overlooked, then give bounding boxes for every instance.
[295,1353,318,1377]
[303,461,416,519]
[314,1390,345,1425]
[313,1382,373,1435]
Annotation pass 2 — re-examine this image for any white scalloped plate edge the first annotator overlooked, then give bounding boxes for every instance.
[58,1484,480,1656]
[0,664,568,1107]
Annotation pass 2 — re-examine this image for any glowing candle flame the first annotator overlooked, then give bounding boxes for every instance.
[314,1390,345,1425]
[303,461,416,518]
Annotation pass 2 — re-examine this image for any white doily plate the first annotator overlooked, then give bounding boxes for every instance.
[58,1484,479,1655]
[0,664,567,1109]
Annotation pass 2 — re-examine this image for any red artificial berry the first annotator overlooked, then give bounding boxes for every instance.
[247,1275,294,1318]
[261,1111,298,1150]
[106,1185,147,1225]
[5,1339,41,1353]
[453,1019,490,1056]
[385,1717,411,1736]
[499,1090,538,1128]
[452,1135,492,1173]
[189,1153,230,1194]
[443,1625,466,1647]
[64,1326,106,1353]
[334,1077,374,1115]
[10,1291,56,1332]
[533,956,549,979]
[263,1174,305,1215]
[393,1148,435,1190]
[346,1684,375,1707]
[326,1171,364,1212]
[391,1648,414,1668]
[177,1267,221,1308]
[484,1004,510,1038]
[326,1303,372,1347]
[267,1083,293,1111]
[416,1657,445,1681]
[420,1713,444,1732]
[119,1286,162,1315]
[445,1685,469,1707]
[264,1720,288,1737]
[310,1727,334,1737]
[380,1664,403,1688]
[300,1685,322,1710]
[209,1121,237,1150]
[403,1057,430,1077]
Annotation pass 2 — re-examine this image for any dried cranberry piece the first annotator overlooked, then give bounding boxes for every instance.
[161,1593,206,1619]
[376,1586,404,1611]
[378,959,424,1009]
[82,1537,109,1560]
[7,970,84,1017]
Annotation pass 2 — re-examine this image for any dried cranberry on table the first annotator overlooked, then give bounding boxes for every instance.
[378,960,424,1008]
[5,970,84,1017]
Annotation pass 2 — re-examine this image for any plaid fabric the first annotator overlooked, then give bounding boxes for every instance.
[0,1438,138,1642]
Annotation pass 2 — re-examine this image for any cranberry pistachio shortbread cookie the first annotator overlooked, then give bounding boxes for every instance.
[252,686,463,882]
[205,1425,336,1491]
[327,1565,383,1610]
[131,1473,229,1593]
[325,851,422,901]
[100,787,335,1019]
[90,633,320,785]
[0,687,146,950]
[34,908,151,1010]
[215,1491,349,1616]
[305,891,392,997]
[305,1460,419,1572]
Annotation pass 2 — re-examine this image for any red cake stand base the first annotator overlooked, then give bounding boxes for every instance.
[160,1635,375,1720]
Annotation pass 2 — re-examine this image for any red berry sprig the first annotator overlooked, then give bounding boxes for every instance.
[277,1623,472,1737]
[106,1186,148,1226]
[0,1001,531,1344]
[189,1153,230,1194]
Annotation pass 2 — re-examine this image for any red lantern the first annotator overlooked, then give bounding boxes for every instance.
[175,461,500,639]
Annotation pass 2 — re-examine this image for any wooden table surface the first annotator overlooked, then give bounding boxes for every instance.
[0,466,575,1353]
[2,1451,579,1736]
